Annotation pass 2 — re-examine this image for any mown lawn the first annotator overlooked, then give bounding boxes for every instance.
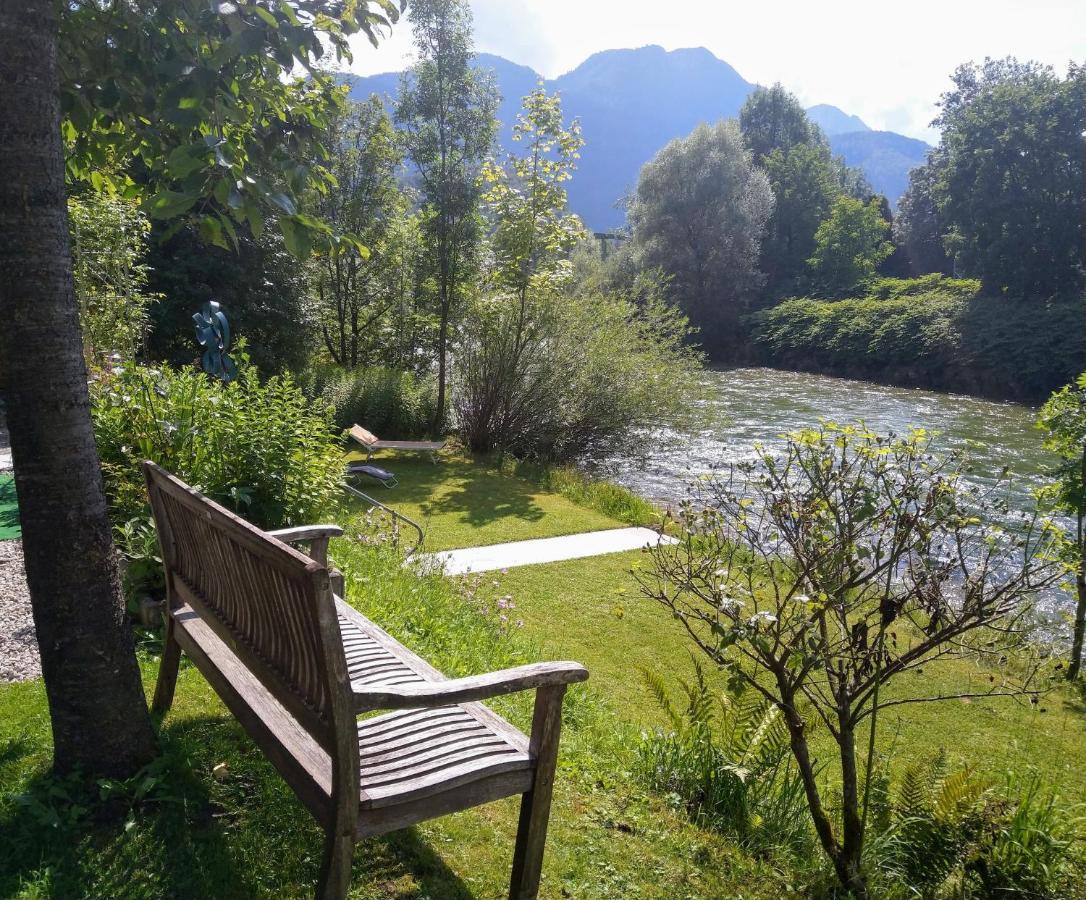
[2,452,1085,898]
[342,450,645,553]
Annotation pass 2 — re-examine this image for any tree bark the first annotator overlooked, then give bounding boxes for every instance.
[0,0,157,778]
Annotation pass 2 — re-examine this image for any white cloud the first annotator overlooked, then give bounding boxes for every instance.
[346,0,1086,142]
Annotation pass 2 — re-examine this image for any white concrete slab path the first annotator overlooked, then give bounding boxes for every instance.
[419,527,677,576]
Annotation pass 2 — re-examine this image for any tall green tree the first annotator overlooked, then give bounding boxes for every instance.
[396,0,498,433]
[456,87,586,453]
[738,83,825,165]
[738,84,870,300]
[934,58,1086,298]
[759,143,841,297]
[893,150,954,276]
[807,196,893,298]
[629,120,774,354]
[312,97,409,369]
[0,0,401,781]
[1037,374,1086,681]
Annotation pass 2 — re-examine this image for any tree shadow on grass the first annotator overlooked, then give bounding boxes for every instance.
[0,715,475,898]
[376,459,546,531]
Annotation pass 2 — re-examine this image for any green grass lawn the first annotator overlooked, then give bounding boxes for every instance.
[2,453,1085,898]
[0,474,19,540]
[343,451,632,552]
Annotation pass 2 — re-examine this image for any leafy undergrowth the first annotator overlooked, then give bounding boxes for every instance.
[0,540,786,899]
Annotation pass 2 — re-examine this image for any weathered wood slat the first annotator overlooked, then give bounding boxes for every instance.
[145,462,586,899]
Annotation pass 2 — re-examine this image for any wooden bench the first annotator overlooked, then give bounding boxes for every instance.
[144,462,588,899]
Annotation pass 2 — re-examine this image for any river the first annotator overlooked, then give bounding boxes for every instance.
[601,368,1054,511]
[598,367,1072,635]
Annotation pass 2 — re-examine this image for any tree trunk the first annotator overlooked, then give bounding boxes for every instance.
[0,0,157,778]
[432,224,450,437]
[1070,470,1086,682]
[837,718,869,899]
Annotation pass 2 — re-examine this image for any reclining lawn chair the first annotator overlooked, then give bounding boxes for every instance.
[349,425,444,464]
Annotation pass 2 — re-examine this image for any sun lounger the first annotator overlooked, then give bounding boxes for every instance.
[348,425,444,463]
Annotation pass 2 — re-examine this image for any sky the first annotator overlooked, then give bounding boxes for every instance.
[347,0,1086,143]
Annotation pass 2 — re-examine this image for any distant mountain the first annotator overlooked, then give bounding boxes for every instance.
[345,46,929,229]
[806,104,870,135]
[829,131,932,208]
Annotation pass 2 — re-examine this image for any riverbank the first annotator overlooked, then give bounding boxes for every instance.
[744,276,1086,404]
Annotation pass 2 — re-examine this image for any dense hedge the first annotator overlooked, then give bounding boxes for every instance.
[748,276,1086,401]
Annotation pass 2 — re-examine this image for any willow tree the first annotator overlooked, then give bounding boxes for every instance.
[0,0,402,780]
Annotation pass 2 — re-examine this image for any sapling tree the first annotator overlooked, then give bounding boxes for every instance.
[638,423,1064,898]
[1037,373,1086,681]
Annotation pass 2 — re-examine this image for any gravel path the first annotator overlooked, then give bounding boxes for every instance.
[0,540,39,682]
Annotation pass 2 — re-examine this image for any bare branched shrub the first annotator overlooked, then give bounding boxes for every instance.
[638,422,1066,898]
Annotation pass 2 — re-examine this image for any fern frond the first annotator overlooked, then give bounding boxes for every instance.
[639,666,682,732]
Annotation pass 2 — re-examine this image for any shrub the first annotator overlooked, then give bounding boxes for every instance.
[635,661,811,858]
[455,285,704,463]
[865,754,1085,898]
[298,363,436,437]
[69,191,159,371]
[749,276,1086,401]
[92,362,344,531]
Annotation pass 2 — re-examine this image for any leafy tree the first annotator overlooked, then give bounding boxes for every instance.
[1037,374,1086,681]
[0,0,401,780]
[738,83,826,164]
[311,97,411,369]
[934,58,1086,298]
[396,0,498,433]
[145,222,313,376]
[629,120,774,354]
[894,150,953,276]
[69,191,160,370]
[639,423,1063,898]
[807,196,894,297]
[759,143,841,297]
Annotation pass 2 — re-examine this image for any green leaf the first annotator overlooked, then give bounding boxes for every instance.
[167,143,208,180]
[252,5,279,27]
[145,190,199,220]
[279,215,311,259]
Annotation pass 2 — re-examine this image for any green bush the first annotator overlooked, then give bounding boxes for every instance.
[634,661,811,858]
[92,363,344,531]
[298,363,437,437]
[749,276,1086,401]
[865,753,1085,898]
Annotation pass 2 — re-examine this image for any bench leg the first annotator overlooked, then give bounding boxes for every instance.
[151,617,182,716]
[509,685,566,900]
[316,830,353,900]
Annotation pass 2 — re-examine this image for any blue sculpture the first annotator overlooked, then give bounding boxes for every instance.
[193,301,236,383]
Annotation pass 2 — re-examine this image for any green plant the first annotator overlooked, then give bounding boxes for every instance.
[864,756,1084,899]
[635,659,811,858]
[299,363,437,437]
[639,423,1066,898]
[69,190,160,371]
[92,362,344,531]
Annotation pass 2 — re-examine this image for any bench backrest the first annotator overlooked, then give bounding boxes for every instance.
[144,462,351,751]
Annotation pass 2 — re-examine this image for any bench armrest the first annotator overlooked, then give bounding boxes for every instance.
[267,525,344,544]
[267,525,344,571]
[352,661,588,711]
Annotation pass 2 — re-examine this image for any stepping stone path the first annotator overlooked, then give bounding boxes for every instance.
[420,527,677,576]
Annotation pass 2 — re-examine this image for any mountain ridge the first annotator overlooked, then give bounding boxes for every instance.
[345,45,930,229]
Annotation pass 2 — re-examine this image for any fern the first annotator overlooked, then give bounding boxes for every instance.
[635,664,812,858]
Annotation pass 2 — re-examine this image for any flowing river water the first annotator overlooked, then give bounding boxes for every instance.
[595,367,1072,633]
